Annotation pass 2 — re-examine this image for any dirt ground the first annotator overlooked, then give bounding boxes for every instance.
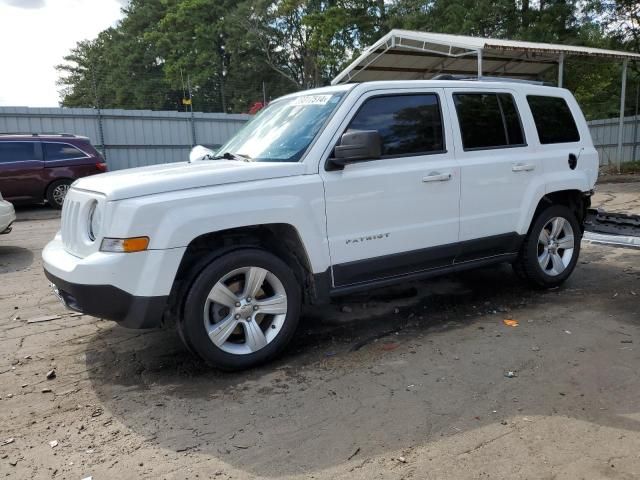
[1,182,639,480]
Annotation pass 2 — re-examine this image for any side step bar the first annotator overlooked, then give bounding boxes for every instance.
[584,208,640,249]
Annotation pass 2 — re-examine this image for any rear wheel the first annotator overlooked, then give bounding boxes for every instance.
[46,179,73,209]
[514,205,581,288]
[178,249,301,370]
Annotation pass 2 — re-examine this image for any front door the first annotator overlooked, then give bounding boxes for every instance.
[321,89,460,288]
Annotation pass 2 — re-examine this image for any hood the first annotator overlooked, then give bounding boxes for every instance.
[73,160,306,201]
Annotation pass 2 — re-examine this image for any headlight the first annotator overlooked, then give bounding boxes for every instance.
[88,201,102,242]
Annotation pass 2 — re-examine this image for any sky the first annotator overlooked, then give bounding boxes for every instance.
[0,0,126,107]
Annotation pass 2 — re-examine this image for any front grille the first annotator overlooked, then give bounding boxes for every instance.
[61,197,82,255]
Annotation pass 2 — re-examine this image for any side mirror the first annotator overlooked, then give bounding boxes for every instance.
[329,130,381,169]
[189,145,215,163]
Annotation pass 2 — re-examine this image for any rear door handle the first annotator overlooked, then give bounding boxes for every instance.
[512,163,535,172]
[422,172,452,182]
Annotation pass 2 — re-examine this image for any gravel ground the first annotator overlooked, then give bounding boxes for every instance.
[0,181,638,480]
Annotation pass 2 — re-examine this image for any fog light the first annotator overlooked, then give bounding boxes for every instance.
[100,237,149,253]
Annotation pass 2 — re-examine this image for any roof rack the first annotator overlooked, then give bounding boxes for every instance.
[431,74,553,86]
[0,132,77,137]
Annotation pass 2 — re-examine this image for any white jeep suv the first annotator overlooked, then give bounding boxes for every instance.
[43,79,599,369]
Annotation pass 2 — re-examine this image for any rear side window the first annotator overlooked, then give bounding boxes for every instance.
[453,93,526,150]
[44,142,88,161]
[527,95,580,144]
[347,94,445,157]
[0,142,39,163]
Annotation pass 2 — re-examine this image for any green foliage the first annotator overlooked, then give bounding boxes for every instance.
[56,0,639,117]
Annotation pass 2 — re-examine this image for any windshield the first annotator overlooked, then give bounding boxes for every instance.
[217,92,345,162]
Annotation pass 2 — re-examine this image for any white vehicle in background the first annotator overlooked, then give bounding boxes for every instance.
[0,192,16,234]
[43,78,599,370]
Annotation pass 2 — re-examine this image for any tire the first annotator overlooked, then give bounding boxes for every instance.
[46,179,73,209]
[513,205,582,288]
[178,248,301,370]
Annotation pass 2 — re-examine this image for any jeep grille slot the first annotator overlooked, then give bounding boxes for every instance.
[61,198,81,255]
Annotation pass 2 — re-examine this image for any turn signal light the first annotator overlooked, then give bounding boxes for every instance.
[100,237,149,253]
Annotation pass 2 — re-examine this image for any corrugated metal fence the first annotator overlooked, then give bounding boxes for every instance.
[0,107,250,170]
[588,115,640,165]
[1,106,638,169]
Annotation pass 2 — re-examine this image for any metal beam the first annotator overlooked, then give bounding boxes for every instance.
[558,53,565,87]
[616,58,629,172]
[477,49,483,78]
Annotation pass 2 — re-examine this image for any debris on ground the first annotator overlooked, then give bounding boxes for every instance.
[347,447,360,460]
[504,371,517,378]
[46,369,56,380]
[41,388,52,393]
[48,440,58,448]
[26,314,61,324]
[503,319,519,327]
[340,305,353,313]
[2,438,15,446]
[381,342,400,351]
[397,456,407,463]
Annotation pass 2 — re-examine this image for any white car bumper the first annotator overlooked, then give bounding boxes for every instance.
[0,200,16,234]
[42,233,186,328]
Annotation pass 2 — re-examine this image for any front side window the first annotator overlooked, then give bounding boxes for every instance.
[454,93,526,150]
[0,142,38,163]
[44,143,87,161]
[347,94,444,157]
[218,92,345,162]
[527,95,580,144]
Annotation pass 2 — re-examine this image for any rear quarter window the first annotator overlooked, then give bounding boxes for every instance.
[44,142,89,161]
[527,95,580,144]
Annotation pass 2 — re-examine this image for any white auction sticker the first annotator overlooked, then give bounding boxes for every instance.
[292,94,332,106]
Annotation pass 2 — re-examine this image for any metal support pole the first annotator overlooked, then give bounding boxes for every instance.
[633,82,639,163]
[558,53,565,88]
[477,49,483,78]
[187,75,196,147]
[616,59,629,173]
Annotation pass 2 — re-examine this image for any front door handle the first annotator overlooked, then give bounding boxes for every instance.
[422,172,452,182]
[512,163,535,172]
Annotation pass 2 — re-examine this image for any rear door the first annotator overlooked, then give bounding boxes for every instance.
[446,89,540,261]
[321,88,461,288]
[0,141,44,202]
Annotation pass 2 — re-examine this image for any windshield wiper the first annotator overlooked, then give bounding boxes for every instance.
[210,152,251,162]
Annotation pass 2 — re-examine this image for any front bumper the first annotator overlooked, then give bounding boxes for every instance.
[42,234,185,329]
[0,200,16,234]
[45,270,167,328]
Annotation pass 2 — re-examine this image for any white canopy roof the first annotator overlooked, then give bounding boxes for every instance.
[332,30,640,85]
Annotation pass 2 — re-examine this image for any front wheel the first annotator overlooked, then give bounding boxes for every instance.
[513,205,582,288]
[178,249,301,370]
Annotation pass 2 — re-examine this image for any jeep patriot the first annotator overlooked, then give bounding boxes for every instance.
[43,80,599,369]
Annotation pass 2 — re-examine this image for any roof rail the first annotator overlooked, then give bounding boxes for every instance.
[431,74,553,86]
[0,132,77,137]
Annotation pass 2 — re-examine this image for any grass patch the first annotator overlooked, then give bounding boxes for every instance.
[602,160,640,175]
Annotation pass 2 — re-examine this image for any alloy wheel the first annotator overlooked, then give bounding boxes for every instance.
[203,266,288,355]
[537,216,575,276]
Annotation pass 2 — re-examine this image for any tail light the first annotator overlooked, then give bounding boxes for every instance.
[96,162,107,172]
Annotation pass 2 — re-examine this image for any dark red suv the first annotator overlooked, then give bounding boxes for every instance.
[0,134,106,209]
